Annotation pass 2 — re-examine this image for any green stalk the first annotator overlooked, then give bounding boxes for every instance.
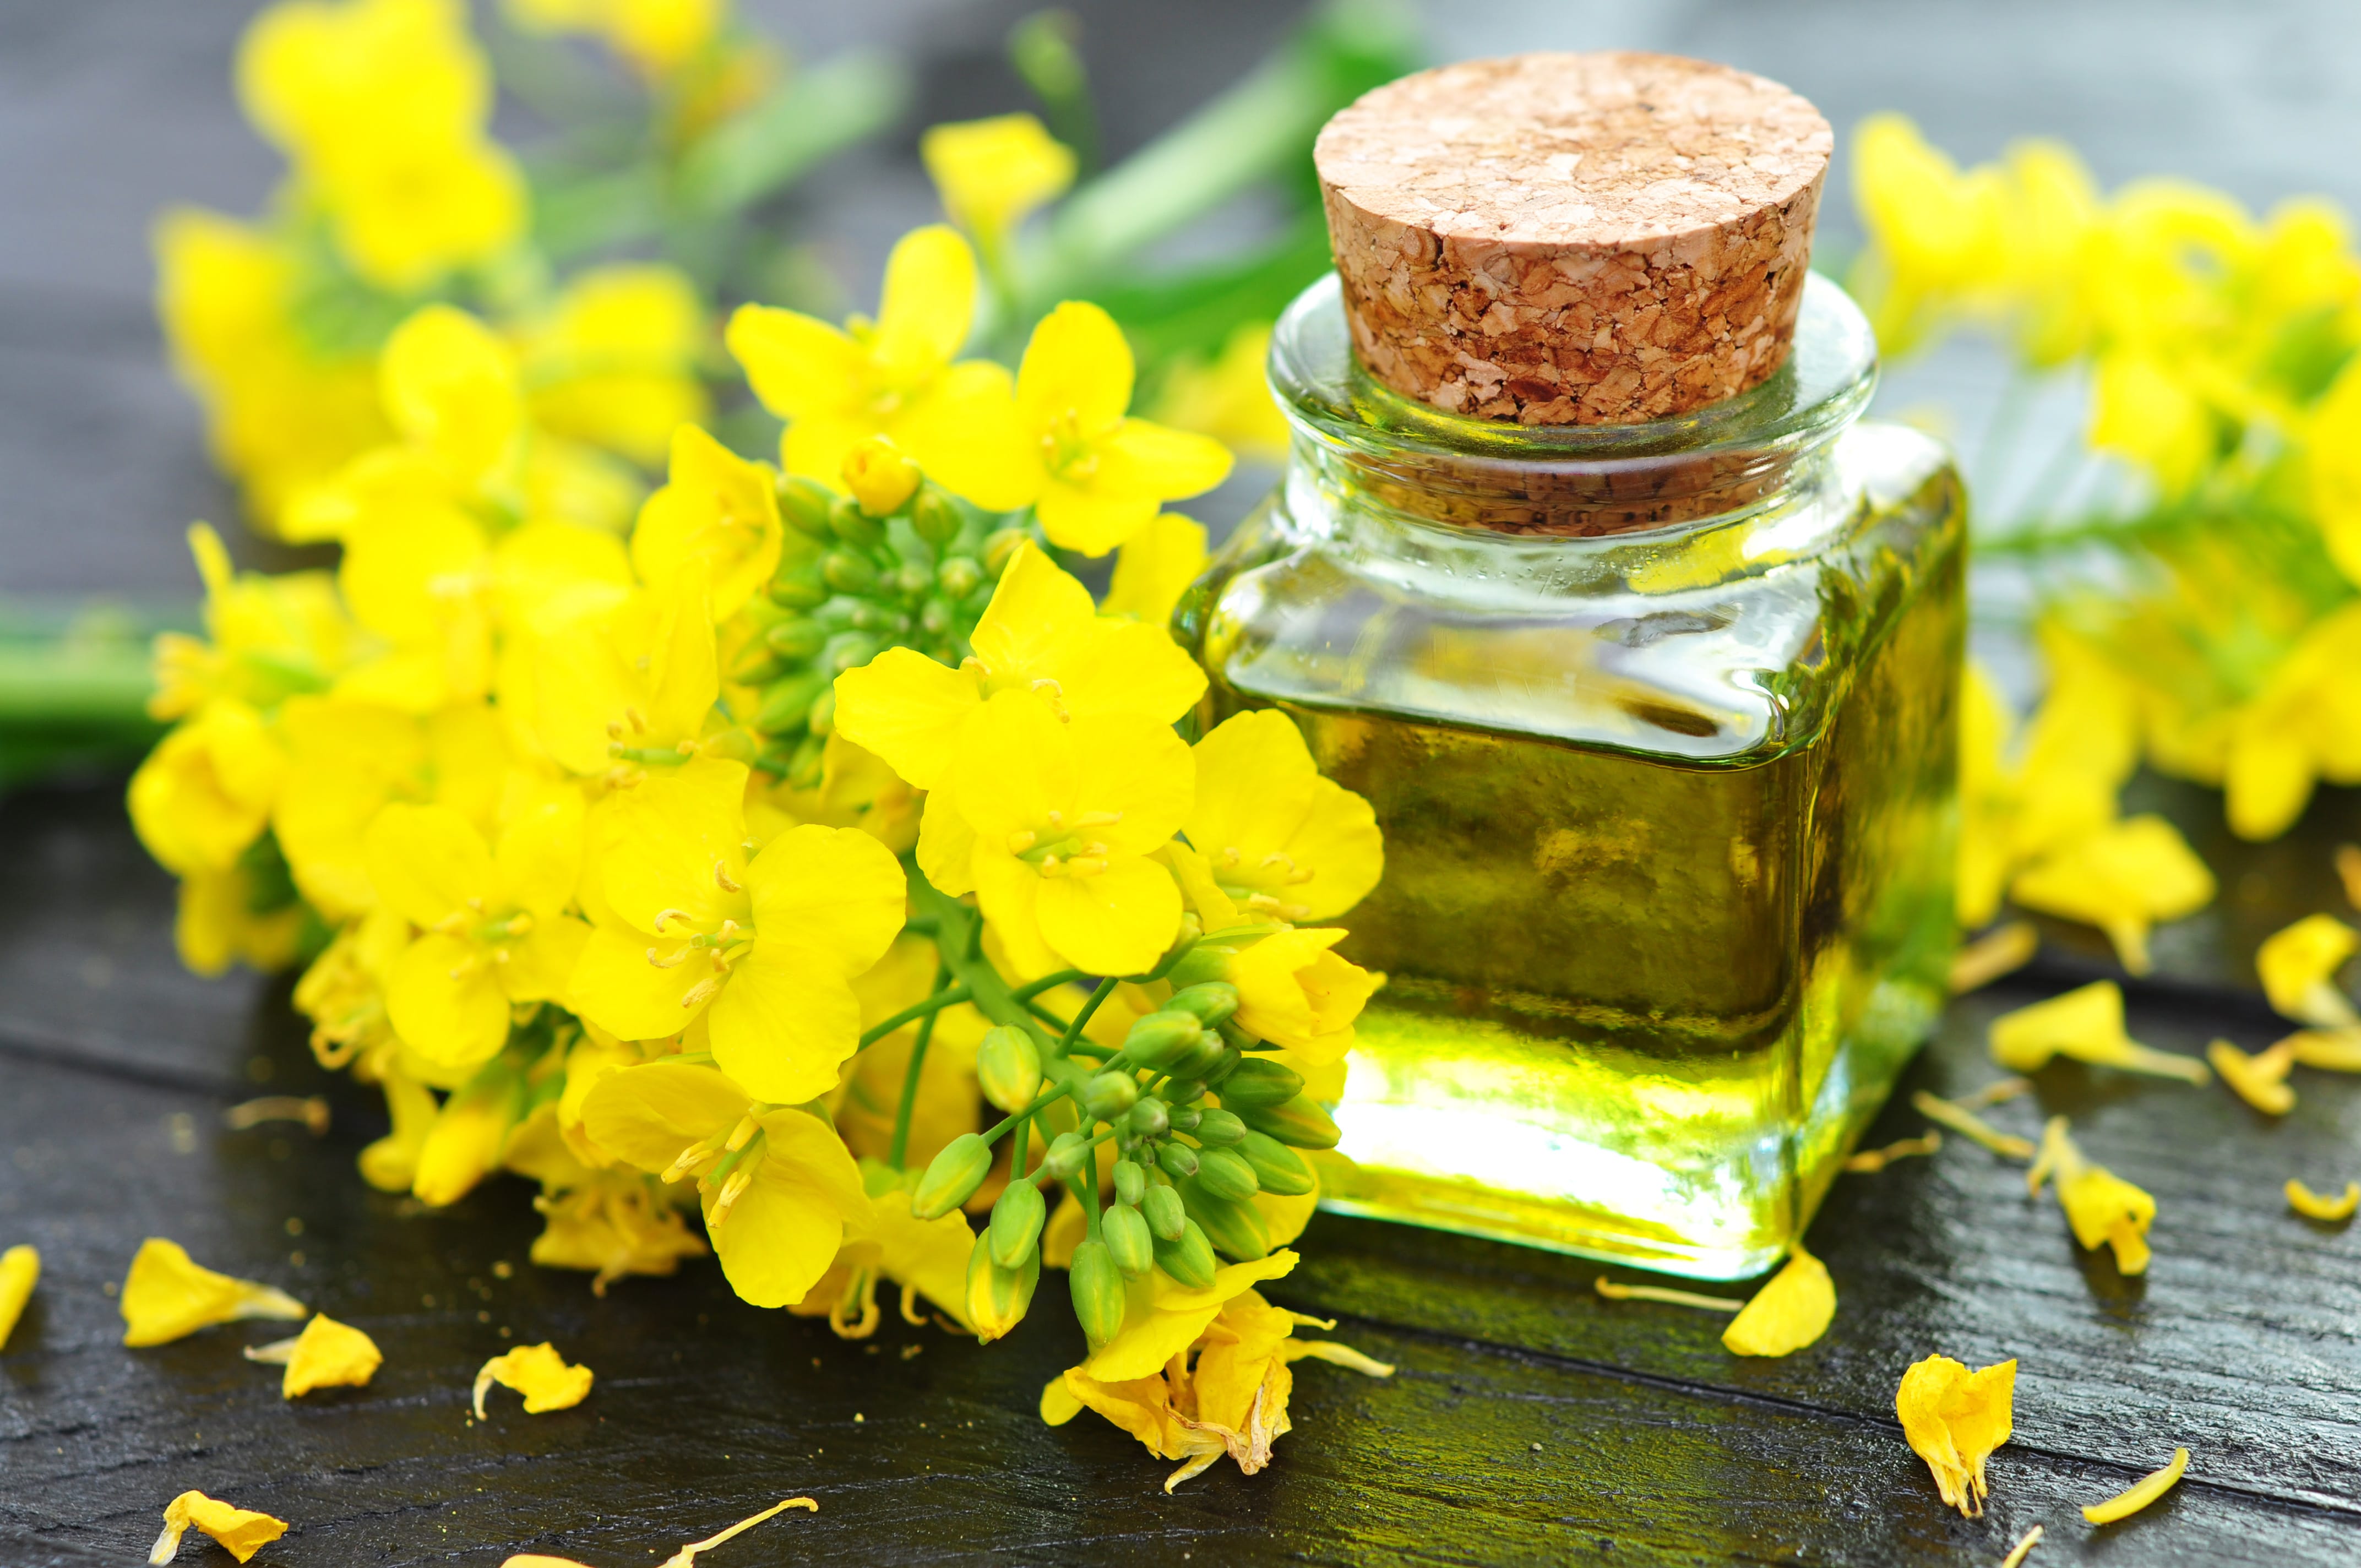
[858,982,971,1049]
[887,963,950,1170]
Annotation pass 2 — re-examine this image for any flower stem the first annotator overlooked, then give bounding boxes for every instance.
[858,982,971,1048]
[887,963,950,1170]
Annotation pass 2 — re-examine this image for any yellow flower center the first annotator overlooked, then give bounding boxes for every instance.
[1040,411,1100,481]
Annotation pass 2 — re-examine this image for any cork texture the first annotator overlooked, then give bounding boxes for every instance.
[1315,52,1831,428]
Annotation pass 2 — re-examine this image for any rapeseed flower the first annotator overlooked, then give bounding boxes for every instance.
[630,424,784,620]
[1183,709,1381,922]
[530,1171,710,1292]
[1988,981,2210,1084]
[920,113,1076,262]
[474,1341,595,1415]
[1099,513,1208,631]
[1895,1354,2016,1517]
[243,1313,384,1396]
[1721,1249,1836,1358]
[1150,322,1293,464]
[2027,1116,2156,1273]
[503,0,728,82]
[2008,816,2215,976]
[121,1239,307,1347]
[522,264,710,466]
[149,1491,288,1565]
[2256,914,2358,1027]
[2206,1038,2297,1115]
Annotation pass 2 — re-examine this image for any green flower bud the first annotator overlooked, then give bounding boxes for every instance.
[1152,1218,1218,1289]
[891,562,932,598]
[770,561,829,610]
[1165,1105,1200,1132]
[1193,1145,1260,1204]
[1216,1058,1304,1110]
[1142,1182,1187,1242]
[911,1132,992,1219]
[1193,1108,1246,1146]
[1163,1077,1208,1105]
[1123,1096,1169,1140]
[784,732,825,790]
[1101,1202,1154,1278]
[1081,1071,1140,1122]
[777,476,836,538]
[1236,1130,1314,1196]
[807,687,836,737]
[982,526,1029,576]
[1168,1036,1234,1081]
[1162,943,1231,992]
[988,1177,1046,1270]
[829,495,888,549]
[911,489,962,547]
[822,548,878,594]
[1234,1094,1342,1151]
[728,644,786,685]
[846,600,905,634]
[755,669,833,733]
[1112,1158,1146,1208]
[1122,1010,1204,1070]
[1165,982,1240,1028]
[765,615,825,661]
[1218,1017,1259,1050]
[1156,1142,1199,1181]
[1069,1238,1126,1349]
[918,598,954,638]
[823,631,880,674]
[976,1025,1042,1113]
[700,728,757,765]
[1181,1179,1271,1261]
[1044,1130,1091,1182]
[965,1230,1038,1342]
[937,556,983,600]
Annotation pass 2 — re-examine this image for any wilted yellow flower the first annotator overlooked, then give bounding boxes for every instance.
[1721,1248,1835,1357]
[2206,1038,2297,1115]
[1895,1354,2016,1517]
[1843,1132,1944,1173]
[1988,980,2210,1084]
[0,1244,37,1350]
[2008,815,2215,974]
[474,1341,595,1416]
[121,1239,307,1347]
[920,113,1076,256]
[2027,1115,2156,1273]
[2082,1446,2190,1525]
[2286,1178,2360,1221]
[794,1173,977,1337]
[2256,914,2359,1027]
[149,1491,289,1565]
[243,1313,384,1396]
[1100,513,1208,631]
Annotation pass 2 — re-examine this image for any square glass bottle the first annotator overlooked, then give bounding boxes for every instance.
[1178,55,1966,1279]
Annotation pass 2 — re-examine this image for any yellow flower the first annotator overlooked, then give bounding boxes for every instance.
[920,113,1076,256]
[1100,513,1208,631]
[149,1491,289,1565]
[530,1172,710,1293]
[358,1063,440,1190]
[377,303,525,489]
[2256,913,2359,1027]
[2313,357,2361,588]
[1184,709,1381,922]
[2087,350,2216,496]
[795,1170,977,1337]
[2082,1446,2190,1525]
[571,759,906,1099]
[1222,928,1378,1066]
[473,1341,594,1415]
[503,0,727,80]
[930,300,1233,556]
[1895,1354,2016,1517]
[150,522,356,721]
[630,424,784,621]
[175,858,309,978]
[238,0,525,290]
[1848,113,2009,353]
[1988,980,2210,1084]
[0,1244,37,1351]
[935,690,1191,978]
[726,225,1011,495]
[2206,1038,2297,1114]
[128,704,286,877]
[834,538,1205,792]
[2027,1115,2156,1273]
[2286,1179,2360,1221]
[121,1239,307,1347]
[1150,322,1292,464]
[527,580,719,777]
[365,789,591,1071]
[412,1059,527,1205]
[2008,814,2215,974]
[581,1060,871,1307]
[524,264,710,465]
[1720,1247,1835,1358]
[243,1312,384,1396]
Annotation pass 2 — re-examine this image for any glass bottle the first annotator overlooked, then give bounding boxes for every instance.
[1180,52,1966,1278]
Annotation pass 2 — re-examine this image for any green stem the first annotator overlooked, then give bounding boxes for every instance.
[1023,999,1074,1034]
[887,963,950,1170]
[859,982,971,1048]
[1009,968,1087,1002]
[908,865,1054,1048]
[1058,976,1119,1061]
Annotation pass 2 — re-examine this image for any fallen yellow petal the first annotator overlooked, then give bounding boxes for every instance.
[2255,914,2359,1027]
[1895,1354,2016,1517]
[661,1498,818,1567]
[0,1243,37,1351]
[2206,1039,2296,1115]
[1957,1077,2033,1110]
[1845,1132,1943,1173]
[1595,1276,1742,1313]
[1989,981,2208,1084]
[1722,1248,1835,1358]
[223,1095,331,1134]
[2028,1117,2156,1275]
[243,1313,383,1397]
[2000,1523,2043,1568]
[2283,1025,2361,1071]
[2081,1446,2189,1525]
[2286,1179,2361,1221]
[2008,814,2214,975]
[474,1342,594,1417]
[122,1238,306,1347]
[149,1490,288,1565]
[1950,921,2039,994]
[1911,1091,2037,1160]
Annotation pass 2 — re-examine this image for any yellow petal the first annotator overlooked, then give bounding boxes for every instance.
[0,1244,39,1350]
[1988,980,2209,1082]
[920,113,1075,239]
[1895,1355,2016,1517]
[2032,1117,2156,1273]
[1721,1248,1836,1357]
[1033,858,1185,978]
[150,1490,289,1565]
[121,1239,306,1347]
[412,1067,525,1208]
[2284,1025,2361,1071]
[914,786,980,897]
[472,1342,594,1417]
[725,303,864,422]
[2286,1178,2360,1221]
[872,225,979,383]
[1910,1090,2036,1159]
[567,924,711,1041]
[579,1059,753,1172]
[1035,477,1162,558]
[2207,1038,2296,1114]
[1949,920,2039,995]
[378,304,522,482]
[1059,619,1209,733]
[243,1311,383,1397]
[1187,709,1382,921]
[1086,1251,1299,1382]
[969,541,1097,686]
[830,649,979,793]
[630,423,784,620]
[386,931,513,1070]
[2081,1446,2189,1525]
[655,1498,820,1567]
[2008,815,2214,975]
[710,1110,868,1308]
[1100,512,1209,630]
[493,779,585,918]
[2255,914,2359,1026]
[1018,300,1133,436]
[707,941,864,1104]
[1229,928,1380,1065]
[744,823,908,972]
[583,756,750,936]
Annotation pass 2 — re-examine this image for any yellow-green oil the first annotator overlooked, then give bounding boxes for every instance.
[1190,427,1965,1278]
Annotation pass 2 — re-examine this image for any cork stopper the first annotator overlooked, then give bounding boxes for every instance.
[1315,52,1832,428]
